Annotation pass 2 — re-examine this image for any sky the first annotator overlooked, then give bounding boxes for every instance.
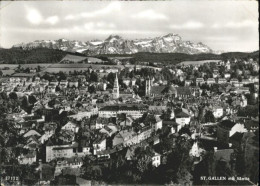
[0,0,258,52]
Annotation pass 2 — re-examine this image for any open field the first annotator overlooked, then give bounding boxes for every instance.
[178,60,221,66]
[0,64,18,69]
[0,64,51,69]
[0,63,161,75]
[48,63,118,68]
[44,67,91,73]
[21,64,51,68]
[1,69,15,76]
[60,54,88,63]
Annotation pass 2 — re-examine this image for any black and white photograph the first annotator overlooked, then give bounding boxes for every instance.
[0,0,259,185]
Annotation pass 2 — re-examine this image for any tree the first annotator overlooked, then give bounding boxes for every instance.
[164,169,176,183]
[201,84,210,91]
[0,92,8,100]
[18,64,21,71]
[176,168,193,185]
[134,147,153,176]
[161,108,172,120]
[158,137,174,154]
[57,71,67,81]
[48,99,56,108]
[81,156,103,181]
[90,71,98,82]
[204,110,215,123]
[237,75,242,82]
[210,84,220,93]
[179,126,191,136]
[9,92,18,100]
[36,65,41,72]
[235,147,245,176]
[129,70,135,78]
[55,86,61,92]
[0,118,27,167]
[136,154,152,174]
[25,67,30,73]
[88,85,96,94]
[28,95,37,105]
[165,136,193,184]
[237,105,258,118]
[42,73,52,81]
[21,96,29,109]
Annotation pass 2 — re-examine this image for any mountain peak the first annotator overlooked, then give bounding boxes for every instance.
[163,33,179,37]
[106,35,122,41]
[12,34,214,54]
[161,33,182,43]
[58,38,68,42]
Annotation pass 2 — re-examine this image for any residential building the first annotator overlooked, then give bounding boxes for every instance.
[218,78,227,84]
[62,121,79,133]
[217,120,247,144]
[152,152,161,167]
[213,107,223,118]
[93,137,106,155]
[207,78,216,85]
[99,105,146,119]
[196,78,205,86]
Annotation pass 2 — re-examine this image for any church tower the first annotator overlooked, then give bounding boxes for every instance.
[145,78,151,96]
[113,73,119,99]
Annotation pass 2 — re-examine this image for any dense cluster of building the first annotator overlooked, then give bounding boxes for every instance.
[0,57,259,185]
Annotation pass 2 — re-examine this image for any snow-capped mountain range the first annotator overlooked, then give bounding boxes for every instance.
[13,33,219,55]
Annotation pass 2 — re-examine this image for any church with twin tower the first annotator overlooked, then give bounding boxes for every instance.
[113,74,151,98]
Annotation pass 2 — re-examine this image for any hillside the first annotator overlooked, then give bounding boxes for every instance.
[220,51,259,60]
[0,48,86,64]
[97,51,259,65]
[60,54,88,63]
[0,47,258,65]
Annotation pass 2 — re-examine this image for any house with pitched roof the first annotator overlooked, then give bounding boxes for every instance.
[175,108,191,130]
[54,157,83,176]
[113,129,137,147]
[99,124,118,137]
[207,78,216,85]
[93,136,106,155]
[212,106,224,118]
[152,152,161,167]
[119,117,134,127]
[23,129,41,138]
[244,120,259,132]
[155,115,162,131]
[45,140,79,162]
[230,78,239,85]
[18,150,37,165]
[196,78,205,86]
[218,78,227,84]
[62,121,79,133]
[217,120,247,144]
[213,147,235,171]
[185,80,192,86]
[175,87,192,98]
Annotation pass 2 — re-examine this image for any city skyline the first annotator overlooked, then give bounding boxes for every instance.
[0,1,259,52]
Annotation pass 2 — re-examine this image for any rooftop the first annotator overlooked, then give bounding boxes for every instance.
[99,104,146,111]
[11,73,35,77]
[218,120,236,129]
